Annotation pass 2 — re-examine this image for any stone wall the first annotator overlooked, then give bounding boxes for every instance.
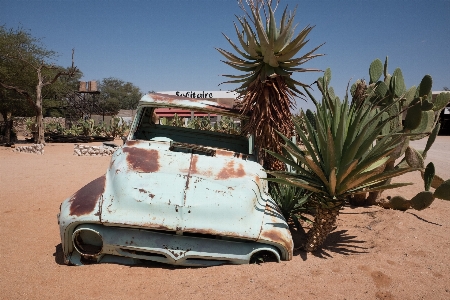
[11,143,118,156]
[12,144,45,155]
[73,144,117,156]
[12,117,66,136]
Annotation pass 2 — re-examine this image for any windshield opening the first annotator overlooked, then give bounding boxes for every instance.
[132,107,250,154]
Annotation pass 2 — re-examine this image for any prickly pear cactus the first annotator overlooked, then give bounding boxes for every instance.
[388,196,410,211]
[410,191,435,211]
[434,180,450,201]
[349,57,450,206]
[386,162,450,211]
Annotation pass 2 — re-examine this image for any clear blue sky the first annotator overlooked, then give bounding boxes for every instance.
[1,0,449,112]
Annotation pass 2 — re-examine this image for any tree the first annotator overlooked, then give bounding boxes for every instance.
[0,26,36,144]
[97,77,142,119]
[42,68,83,117]
[217,0,323,169]
[99,77,142,109]
[0,89,35,144]
[0,26,79,143]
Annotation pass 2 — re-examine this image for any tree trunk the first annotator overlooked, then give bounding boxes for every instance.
[304,205,341,252]
[1,111,12,145]
[35,71,45,144]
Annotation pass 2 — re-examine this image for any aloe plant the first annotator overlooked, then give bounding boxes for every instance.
[217,0,323,169]
[269,183,311,230]
[171,113,184,127]
[266,68,419,251]
[187,117,213,131]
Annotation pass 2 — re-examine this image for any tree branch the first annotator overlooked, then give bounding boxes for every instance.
[0,82,37,111]
[42,49,79,87]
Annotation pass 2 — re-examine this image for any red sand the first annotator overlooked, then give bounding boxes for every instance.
[1,138,449,299]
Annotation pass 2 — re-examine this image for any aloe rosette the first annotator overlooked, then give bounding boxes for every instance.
[266,70,419,251]
[217,0,323,169]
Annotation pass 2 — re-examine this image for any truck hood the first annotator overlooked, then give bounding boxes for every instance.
[100,140,269,240]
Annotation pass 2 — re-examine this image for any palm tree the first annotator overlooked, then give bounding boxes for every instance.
[217,0,323,169]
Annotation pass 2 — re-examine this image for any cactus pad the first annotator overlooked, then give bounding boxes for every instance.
[421,172,444,189]
[369,59,383,84]
[404,86,416,106]
[421,99,434,111]
[375,81,389,99]
[410,110,435,140]
[405,146,424,168]
[433,180,450,200]
[389,196,411,211]
[417,75,432,97]
[404,102,423,130]
[433,92,450,111]
[423,163,435,191]
[410,191,435,210]
[392,68,406,97]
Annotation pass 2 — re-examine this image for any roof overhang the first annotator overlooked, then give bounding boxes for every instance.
[139,93,246,119]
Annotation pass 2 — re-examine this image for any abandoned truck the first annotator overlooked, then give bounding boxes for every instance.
[57,93,293,267]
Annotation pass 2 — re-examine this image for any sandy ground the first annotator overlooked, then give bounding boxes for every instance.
[0,137,449,300]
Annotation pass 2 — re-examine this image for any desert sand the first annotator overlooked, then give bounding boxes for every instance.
[0,137,449,300]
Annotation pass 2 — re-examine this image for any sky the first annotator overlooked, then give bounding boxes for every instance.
[1,0,449,112]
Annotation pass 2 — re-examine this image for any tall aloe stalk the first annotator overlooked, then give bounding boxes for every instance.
[217,0,323,169]
[266,69,419,251]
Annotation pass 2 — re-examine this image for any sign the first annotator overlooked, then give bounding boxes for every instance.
[158,91,239,99]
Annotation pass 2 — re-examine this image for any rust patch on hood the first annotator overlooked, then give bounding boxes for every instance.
[123,147,160,173]
[215,149,249,160]
[125,140,141,146]
[216,160,246,180]
[69,175,106,216]
[137,188,155,198]
[190,155,199,174]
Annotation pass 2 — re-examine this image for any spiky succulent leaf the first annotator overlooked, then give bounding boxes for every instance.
[269,182,311,222]
[267,69,416,204]
[218,1,322,96]
[380,112,390,136]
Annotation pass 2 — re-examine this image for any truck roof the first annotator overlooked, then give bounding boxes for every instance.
[139,93,246,119]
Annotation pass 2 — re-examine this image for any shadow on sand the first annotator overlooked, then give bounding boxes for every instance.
[291,227,369,261]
